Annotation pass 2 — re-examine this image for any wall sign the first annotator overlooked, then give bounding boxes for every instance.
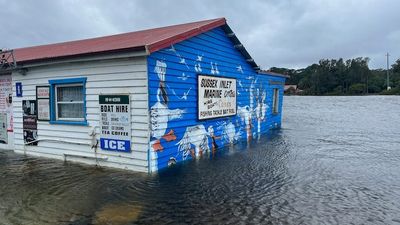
[16,82,23,97]
[198,75,237,120]
[0,113,7,144]
[99,94,131,152]
[36,86,50,121]
[0,75,13,142]
[37,99,50,121]
[36,86,50,98]
[22,100,38,145]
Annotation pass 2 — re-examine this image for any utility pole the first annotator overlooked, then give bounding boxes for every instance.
[386,52,391,90]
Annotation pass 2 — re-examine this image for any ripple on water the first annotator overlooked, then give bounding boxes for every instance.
[1,96,400,224]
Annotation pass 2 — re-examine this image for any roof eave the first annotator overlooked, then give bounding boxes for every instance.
[221,24,260,72]
[258,70,290,78]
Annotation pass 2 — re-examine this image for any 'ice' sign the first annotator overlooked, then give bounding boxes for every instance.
[100,139,131,152]
[99,94,131,152]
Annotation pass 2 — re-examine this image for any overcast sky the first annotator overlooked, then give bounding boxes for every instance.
[1,0,399,69]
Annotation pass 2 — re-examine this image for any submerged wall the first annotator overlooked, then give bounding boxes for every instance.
[148,27,285,172]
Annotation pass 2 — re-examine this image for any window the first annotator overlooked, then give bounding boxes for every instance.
[272,88,280,114]
[49,78,87,125]
[56,84,84,120]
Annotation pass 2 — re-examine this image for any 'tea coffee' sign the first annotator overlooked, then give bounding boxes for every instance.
[99,94,131,152]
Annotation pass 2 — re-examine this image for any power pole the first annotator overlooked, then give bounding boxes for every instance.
[386,52,391,90]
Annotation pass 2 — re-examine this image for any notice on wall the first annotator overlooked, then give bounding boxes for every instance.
[0,75,13,137]
[36,86,50,98]
[99,95,131,152]
[0,113,7,144]
[198,75,237,120]
[37,99,50,121]
[36,86,50,121]
[22,100,38,145]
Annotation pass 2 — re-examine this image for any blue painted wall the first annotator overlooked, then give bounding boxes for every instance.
[147,27,285,172]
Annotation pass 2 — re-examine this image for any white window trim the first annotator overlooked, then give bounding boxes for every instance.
[54,83,85,121]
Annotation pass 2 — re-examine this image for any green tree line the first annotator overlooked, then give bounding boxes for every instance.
[270,57,400,95]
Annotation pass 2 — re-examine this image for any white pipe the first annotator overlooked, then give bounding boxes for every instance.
[24,138,91,146]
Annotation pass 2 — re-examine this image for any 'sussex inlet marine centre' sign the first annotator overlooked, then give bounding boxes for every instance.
[99,94,131,152]
[198,75,236,120]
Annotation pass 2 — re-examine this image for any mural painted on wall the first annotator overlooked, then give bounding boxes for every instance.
[148,27,284,172]
[149,60,185,172]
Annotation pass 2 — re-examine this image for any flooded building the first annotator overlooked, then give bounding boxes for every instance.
[0,18,287,173]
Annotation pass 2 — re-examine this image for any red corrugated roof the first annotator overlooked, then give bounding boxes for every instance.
[13,18,226,63]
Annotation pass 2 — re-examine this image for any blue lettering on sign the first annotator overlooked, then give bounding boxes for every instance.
[16,82,23,97]
[100,138,131,152]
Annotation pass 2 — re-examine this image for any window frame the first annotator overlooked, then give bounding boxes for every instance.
[272,88,280,115]
[49,77,88,126]
[55,83,85,121]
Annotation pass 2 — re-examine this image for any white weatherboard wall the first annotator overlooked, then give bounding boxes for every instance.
[12,56,150,172]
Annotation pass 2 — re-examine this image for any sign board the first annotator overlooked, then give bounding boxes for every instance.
[37,99,50,121]
[198,75,237,120]
[0,75,13,135]
[0,113,7,144]
[22,100,38,145]
[36,86,50,121]
[99,95,131,152]
[16,82,23,97]
[36,86,50,98]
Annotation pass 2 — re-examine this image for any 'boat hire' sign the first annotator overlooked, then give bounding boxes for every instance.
[99,95,131,152]
[198,75,236,120]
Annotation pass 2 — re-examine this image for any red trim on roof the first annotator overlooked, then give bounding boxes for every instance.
[147,18,226,53]
[12,18,226,64]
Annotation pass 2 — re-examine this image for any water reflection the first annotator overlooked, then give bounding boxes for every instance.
[1,96,400,224]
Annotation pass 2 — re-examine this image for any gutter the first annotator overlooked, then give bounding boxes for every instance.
[15,47,148,70]
[258,71,290,79]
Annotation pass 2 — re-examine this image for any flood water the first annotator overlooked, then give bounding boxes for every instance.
[1,96,400,225]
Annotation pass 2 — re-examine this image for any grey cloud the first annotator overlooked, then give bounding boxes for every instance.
[1,0,399,69]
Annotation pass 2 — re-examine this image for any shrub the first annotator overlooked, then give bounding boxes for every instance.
[348,83,365,94]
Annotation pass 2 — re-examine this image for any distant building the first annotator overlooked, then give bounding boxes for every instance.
[284,85,303,95]
[0,18,287,173]
[284,85,297,91]
[285,85,297,94]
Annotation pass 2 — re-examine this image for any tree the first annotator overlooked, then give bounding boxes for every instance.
[391,59,400,88]
[275,57,396,95]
